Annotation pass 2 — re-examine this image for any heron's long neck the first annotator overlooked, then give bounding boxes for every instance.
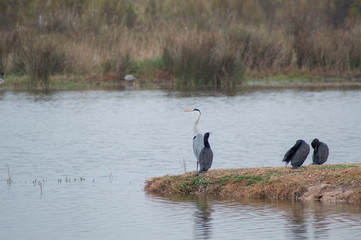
[194,112,200,135]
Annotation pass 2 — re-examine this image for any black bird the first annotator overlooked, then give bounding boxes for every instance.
[311,138,329,165]
[282,140,310,169]
[196,132,213,176]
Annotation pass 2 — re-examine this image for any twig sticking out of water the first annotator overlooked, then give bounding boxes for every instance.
[65,176,70,183]
[109,169,113,181]
[179,148,187,173]
[57,176,85,183]
[4,163,12,185]
[32,178,45,196]
[38,180,45,196]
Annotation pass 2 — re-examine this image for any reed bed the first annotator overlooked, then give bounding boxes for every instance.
[1,0,361,89]
[9,31,67,89]
[163,30,243,90]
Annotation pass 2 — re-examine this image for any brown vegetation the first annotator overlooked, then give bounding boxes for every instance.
[145,164,361,203]
[1,0,361,89]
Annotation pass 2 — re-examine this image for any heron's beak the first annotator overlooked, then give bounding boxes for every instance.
[184,110,192,112]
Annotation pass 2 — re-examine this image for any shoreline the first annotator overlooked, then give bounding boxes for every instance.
[1,75,361,91]
[144,164,361,203]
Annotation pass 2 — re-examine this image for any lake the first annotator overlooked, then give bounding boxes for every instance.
[1,87,361,239]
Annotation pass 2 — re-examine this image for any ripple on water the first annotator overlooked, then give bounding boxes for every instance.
[1,89,361,240]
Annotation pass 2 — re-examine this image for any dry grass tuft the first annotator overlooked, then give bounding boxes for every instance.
[162,30,244,90]
[145,164,361,203]
[11,31,67,89]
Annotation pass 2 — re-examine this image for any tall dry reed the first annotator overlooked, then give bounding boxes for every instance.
[309,26,361,74]
[0,30,20,72]
[163,31,244,90]
[228,25,294,74]
[1,0,361,89]
[12,32,67,89]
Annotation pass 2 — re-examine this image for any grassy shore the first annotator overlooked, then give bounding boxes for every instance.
[145,164,361,203]
[2,72,361,91]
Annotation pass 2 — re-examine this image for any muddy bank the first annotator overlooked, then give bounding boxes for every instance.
[145,164,361,203]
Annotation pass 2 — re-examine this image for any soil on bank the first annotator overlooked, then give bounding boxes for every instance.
[145,164,361,203]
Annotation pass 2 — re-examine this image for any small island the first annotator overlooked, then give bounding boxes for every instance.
[145,163,361,203]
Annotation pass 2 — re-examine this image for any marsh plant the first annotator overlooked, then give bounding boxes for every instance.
[38,181,44,195]
[102,51,135,80]
[12,33,67,89]
[178,148,187,173]
[5,163,12,185]
[58,176,86,183]
[1,0,361,89]
[163,31,244,90]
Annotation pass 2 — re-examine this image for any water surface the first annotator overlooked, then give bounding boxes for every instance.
[1,88,360,239]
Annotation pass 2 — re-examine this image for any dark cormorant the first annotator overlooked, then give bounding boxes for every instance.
[311,138,329,165]
[196,132,213,176]
[282,140,310,169]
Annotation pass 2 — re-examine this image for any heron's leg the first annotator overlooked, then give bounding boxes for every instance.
[196,161,199,171]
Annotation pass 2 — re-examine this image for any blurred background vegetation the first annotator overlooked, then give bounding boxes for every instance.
[1,0,361,89]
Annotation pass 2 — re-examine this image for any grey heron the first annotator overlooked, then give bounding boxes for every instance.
[311,138,329,165]
[196,132,213,176]
[282,140,310,169]
[184,108,204,171]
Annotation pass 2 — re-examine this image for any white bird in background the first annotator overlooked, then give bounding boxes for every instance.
[0,72,4,84]
[184,109,204,171]
[124,75,136,81]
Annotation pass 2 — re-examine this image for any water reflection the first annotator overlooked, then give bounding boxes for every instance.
[147,194,361,240]
[193,196,214,240]
[285,202,308,239]
[311,203,329,240]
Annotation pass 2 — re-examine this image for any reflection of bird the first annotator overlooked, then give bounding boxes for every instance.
[196,132,213,176]
[185,109,204,171]
[194,196,213,240]
[282,140,310,169]
[0,72,4,84]
[311,138,329,165]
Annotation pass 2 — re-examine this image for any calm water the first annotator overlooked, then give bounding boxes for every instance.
[1,88,361,240]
